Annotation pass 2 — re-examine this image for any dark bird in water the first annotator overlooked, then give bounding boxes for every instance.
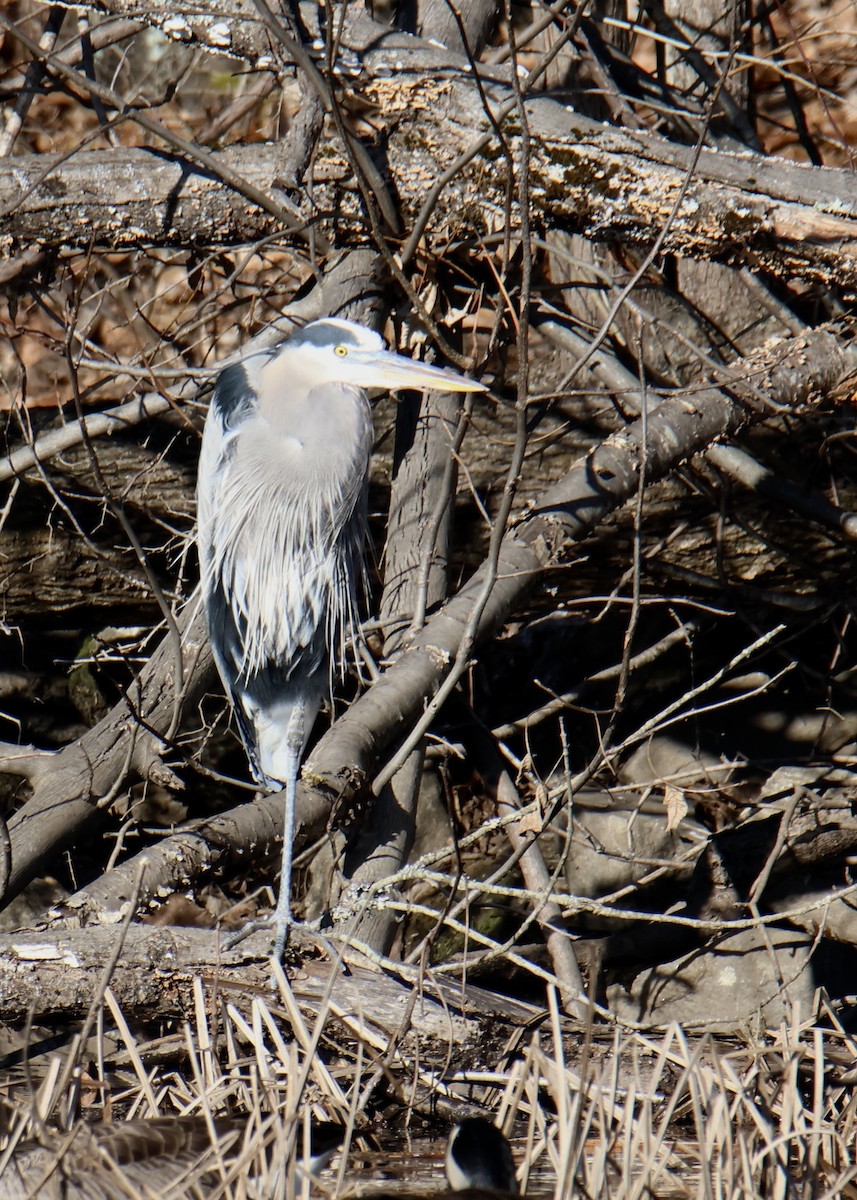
[366,1117,520,1200]
[445,1118,520,1196]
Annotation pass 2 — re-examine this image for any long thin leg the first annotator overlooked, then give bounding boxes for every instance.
[271,753,298,961]
[271,701,306,962]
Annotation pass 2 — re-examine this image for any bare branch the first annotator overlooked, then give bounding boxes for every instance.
[308,323,857,792]
[1,6,856,291]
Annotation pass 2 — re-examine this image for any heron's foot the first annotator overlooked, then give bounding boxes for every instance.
[224,912,321,961]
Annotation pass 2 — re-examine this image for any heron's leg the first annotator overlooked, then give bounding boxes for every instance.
[271,753,298,961]
[271,701,307,962]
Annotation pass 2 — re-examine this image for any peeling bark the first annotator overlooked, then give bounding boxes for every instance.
[2,5,857,292]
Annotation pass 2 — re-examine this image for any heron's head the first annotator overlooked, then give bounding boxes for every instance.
[277,318,486,394]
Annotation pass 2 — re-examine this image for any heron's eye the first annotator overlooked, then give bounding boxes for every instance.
[334,344,348,358]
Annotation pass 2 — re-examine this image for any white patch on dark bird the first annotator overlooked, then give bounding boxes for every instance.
[197,317,486,961]
[445,1118,519,1194]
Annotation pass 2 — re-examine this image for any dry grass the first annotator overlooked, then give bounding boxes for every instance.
[3,3,857,1198]
[2,974,857,1199]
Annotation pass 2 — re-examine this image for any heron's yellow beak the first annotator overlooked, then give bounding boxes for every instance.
[357,350,487,394]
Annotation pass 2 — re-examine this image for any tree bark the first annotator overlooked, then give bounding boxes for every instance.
[2,5,857,292]
[306,323,856,798]
[0,924,534,1035]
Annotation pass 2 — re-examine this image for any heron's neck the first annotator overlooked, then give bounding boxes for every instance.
[256,360,367,456]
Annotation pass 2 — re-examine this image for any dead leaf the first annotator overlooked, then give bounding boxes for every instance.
[663,785,689,832]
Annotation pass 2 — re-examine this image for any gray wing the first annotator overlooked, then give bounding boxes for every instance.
[197,359,372,786]
[196,357,309,784]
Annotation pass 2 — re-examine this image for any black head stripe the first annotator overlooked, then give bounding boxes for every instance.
[288,321,363,350]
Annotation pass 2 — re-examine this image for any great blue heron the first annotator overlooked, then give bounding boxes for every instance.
[197,317,485,959]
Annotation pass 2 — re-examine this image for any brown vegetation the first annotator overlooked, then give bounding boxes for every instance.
[2,0,857,1194]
